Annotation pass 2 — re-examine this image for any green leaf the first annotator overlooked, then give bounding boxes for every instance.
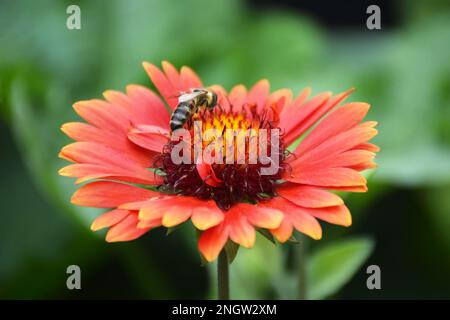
[257,228,276,244]
[166,225,181,235]
[307,237,375,299]
[288,235,299,244]
[224,241,240,264]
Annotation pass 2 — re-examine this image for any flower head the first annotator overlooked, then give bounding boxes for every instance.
[59,61,379,262]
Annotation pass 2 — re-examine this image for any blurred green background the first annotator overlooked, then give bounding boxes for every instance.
[1,0,450,299]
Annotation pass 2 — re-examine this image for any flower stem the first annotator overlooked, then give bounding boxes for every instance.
[217,250,230,300]
[296,235,308,300]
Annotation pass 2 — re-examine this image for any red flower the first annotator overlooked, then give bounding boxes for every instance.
[59,61,379,262]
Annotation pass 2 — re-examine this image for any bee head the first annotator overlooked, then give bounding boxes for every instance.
[206,91,218,109]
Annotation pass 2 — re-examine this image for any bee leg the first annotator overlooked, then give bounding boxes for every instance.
[202,104,210,116]
[186,117,193,129]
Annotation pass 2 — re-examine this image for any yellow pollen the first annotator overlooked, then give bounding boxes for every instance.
[191,111,261,161]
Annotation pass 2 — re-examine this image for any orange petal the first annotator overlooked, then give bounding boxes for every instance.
[198,224,229,262]
[281,91,331,145]
[91,209,129,231]
[228,215,256,248]
[106,213,153,242]
[138,196,223,230]
[162,61,182,91]
[282,87,311,115]
[225,204,281,248]
[191,202,224,230]
[128,124,169,152]
[277,184,344,208]
[228,84,247,113]
[60,141,137,167]
[162,208,192,228]
[348,160,377,171]
[289,210,322,240]
[73,99,129,134]
[308,205,352,227]
[209,85,230,113]
[59,142,161,184]
[143,62,178,109]
[59,163,162,185]
[291,127,378,169]
[180,65,203,90]
[137,218,163,229]
[161,197,223,228]
[246,79,270,114]
[61,122,118,143]
[359,120,378,128]
[61,122,153,167]
[196,162,223,187]
[331,185,368,192]
[246,205,283,229]
[354,142,380,152]
[125,84,171,128]
[143,61,205,110]
[138,198,172,221]
[59,163,110,179]
[197,202,283,261]
[102,89,129,103]
[283,89,354,146]
[71,181,157,208]
[118,200,150,210]
[286,167,367,188]
[264,198,322,240]
[331,150,376,168]
[266,88,293,112]
[297,102,370,155]
[270,218,294,243]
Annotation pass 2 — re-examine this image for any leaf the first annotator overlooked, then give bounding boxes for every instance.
[257,228,276,244]
[307,237,374,299]
[166,225,181,235]
[288,235,299,244]
[224,241,240,264]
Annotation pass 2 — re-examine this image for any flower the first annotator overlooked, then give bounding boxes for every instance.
[59,61,379,262]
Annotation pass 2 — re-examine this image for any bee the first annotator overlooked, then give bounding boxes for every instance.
[170,88,218,132]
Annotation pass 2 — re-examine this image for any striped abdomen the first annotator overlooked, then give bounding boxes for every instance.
[170,102,194,132]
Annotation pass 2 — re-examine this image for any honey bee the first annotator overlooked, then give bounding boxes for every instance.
[170,88,218,132]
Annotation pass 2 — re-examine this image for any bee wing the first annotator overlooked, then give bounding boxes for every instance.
[178,91,204,103]
[167,91,187,99]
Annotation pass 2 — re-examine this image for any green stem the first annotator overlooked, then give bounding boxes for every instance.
[297,235,308,300]
[218,250,230,300]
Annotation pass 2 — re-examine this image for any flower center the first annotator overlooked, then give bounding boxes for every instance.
[156,104,287,210]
